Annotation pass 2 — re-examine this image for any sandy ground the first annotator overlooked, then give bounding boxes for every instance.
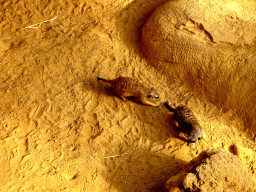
[0,0,255,191]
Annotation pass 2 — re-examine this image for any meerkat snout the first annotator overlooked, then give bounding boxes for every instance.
[148,88,160,98]
[187,126,205,146]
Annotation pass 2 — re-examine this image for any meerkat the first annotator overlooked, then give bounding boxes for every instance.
[97,76,161,107]
[164,102,205,146]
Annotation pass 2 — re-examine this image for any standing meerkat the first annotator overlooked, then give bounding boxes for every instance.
[164,102,205,145]
[97,76,161,107]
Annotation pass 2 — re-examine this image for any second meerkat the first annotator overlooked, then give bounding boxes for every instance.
[97,76,161,107]
[164,102,205,145]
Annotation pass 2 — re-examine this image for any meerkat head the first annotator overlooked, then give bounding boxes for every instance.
[147,88,160,99]
[187,126,204,146]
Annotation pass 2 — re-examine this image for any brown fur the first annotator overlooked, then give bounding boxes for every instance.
[97,77,161,107]
[164,102,205,145]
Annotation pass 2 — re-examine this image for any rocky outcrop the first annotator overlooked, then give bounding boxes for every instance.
[141,0,256,134]
[165,148,256,191]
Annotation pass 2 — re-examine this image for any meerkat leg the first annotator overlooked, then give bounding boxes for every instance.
[115,91,127,101]
[139,97,160,107]
[143,100,159,107]
[174,121,180,128]
[119,91,135,101]
[117,93,127,101]
[121,96,127,101]
[112,87,127,101]
[188,142,196,149]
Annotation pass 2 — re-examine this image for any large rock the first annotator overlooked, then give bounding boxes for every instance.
[141,0,256,133]
[165,149,256,191]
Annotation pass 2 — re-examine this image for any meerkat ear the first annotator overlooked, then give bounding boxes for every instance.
[150,87,157,93]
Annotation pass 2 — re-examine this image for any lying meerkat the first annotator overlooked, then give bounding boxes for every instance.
[97,76,161,107]
[164,102,205,146]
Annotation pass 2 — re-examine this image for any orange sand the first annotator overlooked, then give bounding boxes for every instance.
[0,0,255,191]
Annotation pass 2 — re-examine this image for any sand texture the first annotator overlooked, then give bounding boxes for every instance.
[0,0,256,191]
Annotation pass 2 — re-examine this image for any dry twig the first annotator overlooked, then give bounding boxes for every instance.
[103,153,129,159]
[22,15,59,29]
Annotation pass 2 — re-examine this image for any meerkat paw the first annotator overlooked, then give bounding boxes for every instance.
[174,121,180,128]
[188,142,196,149]
[121,96,127,101]
[142,100,161,107]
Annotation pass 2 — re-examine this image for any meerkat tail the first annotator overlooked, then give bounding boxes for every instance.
[97,77,116,84]
[164,102,175,112]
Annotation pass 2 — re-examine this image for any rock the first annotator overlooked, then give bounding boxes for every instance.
[182,173,198,191]
[141,0,256,133]
[165,149,256,191]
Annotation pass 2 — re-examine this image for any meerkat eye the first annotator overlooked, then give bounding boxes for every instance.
[148,95,152,98]
[155,96,159,98]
